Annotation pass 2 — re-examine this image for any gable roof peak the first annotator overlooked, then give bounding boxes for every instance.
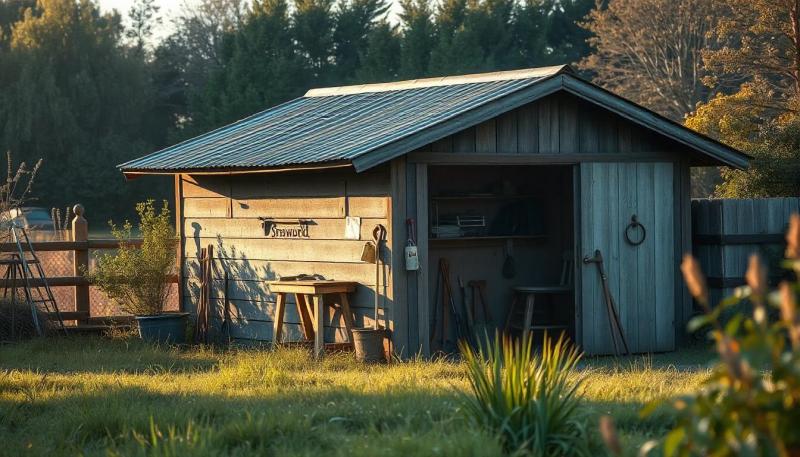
[304,65,573,98]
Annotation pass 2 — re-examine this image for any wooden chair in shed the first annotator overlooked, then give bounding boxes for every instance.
[505,252,573,341]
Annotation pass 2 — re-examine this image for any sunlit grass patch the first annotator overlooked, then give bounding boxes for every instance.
[0,336,711,456]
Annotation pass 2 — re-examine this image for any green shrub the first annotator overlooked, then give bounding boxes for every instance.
[88,200,176,316]
[636,215,800,456]
[459,332,590,456]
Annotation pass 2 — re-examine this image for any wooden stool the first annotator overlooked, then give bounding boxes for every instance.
[268,280,357,359]
[506,252,573,341]
[507,286,572,341]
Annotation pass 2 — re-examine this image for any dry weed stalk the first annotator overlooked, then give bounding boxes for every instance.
[0,151,42,241]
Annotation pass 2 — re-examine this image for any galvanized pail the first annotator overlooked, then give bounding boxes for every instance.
[351,328,385,363]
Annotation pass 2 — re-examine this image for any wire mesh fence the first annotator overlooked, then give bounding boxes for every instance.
[0,229,178,321]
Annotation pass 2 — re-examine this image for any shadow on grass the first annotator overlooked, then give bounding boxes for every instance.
[1,383,490,457]
[579,344,716,373]
[0,336,219,375]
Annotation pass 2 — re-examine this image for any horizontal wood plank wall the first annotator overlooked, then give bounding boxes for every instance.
[181,168,392,344]
[409,92,676,156]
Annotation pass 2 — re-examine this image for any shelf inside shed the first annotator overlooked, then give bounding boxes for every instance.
[426,165,575,353]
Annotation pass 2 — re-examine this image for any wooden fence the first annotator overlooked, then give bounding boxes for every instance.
[0,206,178,326]
[692,198,800,305]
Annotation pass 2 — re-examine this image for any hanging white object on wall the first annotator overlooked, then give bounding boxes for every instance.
[345,216,361,240]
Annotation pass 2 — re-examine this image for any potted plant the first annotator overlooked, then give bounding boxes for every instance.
[88,200,185,344]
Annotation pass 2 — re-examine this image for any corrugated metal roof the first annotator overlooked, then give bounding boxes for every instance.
[119,66,570,172]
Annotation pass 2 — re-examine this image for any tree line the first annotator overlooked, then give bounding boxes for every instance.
[0,0,797,224]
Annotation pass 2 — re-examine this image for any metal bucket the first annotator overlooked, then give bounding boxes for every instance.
[352,328,385,363]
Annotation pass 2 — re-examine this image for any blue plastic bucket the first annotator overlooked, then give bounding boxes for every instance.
[135,313,189,344]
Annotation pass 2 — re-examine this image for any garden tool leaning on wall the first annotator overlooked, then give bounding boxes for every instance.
[361,225,388,329]
[196,245,214,344]
[432,258,468,353]
[361,224,389,357]
[583,249,630,356]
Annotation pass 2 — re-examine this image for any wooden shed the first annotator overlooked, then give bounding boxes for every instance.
[120,65,749,356]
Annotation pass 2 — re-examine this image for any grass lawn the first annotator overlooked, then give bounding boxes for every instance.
[0,336,714,456]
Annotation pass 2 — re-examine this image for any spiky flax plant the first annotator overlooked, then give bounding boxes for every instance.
[459,332,590,457]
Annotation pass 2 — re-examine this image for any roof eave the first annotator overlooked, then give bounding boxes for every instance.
[353,73,749,171]
[120,160,355,179]
[560,76,750,170]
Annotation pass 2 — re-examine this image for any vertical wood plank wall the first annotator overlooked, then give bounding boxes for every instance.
[413,92,673,156]
[405,91,692,354]
[579,162,675,354]
[692,198,800,305]
[180,168,392,344]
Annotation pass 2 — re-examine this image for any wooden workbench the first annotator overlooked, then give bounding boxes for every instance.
[268,280,357,358]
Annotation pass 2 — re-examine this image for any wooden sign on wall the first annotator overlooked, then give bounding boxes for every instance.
[259,218,311,239]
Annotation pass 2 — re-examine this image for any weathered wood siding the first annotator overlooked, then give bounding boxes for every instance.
[580,162,675,354]
[179,167,392,344]
[389,158,428,356]
[396,91,694,355]
[692,198,800,305]
[414,92,679,155]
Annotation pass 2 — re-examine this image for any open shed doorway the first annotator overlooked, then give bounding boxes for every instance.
[426,165,576,352]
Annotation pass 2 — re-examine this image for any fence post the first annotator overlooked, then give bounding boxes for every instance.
[71,204,89,323]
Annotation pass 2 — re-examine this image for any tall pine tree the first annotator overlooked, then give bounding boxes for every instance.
[332,0,391,81]
[398,0,435,78]
[186,0,302,134]
[293,0,335,84]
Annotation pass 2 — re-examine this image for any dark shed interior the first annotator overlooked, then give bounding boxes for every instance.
[426,165,574,350]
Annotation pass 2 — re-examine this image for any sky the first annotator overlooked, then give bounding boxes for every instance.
[97,0,200,41]
[97,0,403,42]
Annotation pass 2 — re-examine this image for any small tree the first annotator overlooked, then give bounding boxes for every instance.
[88,200,176,316]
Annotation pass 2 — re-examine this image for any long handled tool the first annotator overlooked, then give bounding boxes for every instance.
[468,280,492,324]
[430,260,442,346]
[583,249,630,356]
[458,276,478,349]
[196,245,214,344]
[221,269,232,345]
[439,259,467,351]
[372,225,387,331]
[468,279,493,342]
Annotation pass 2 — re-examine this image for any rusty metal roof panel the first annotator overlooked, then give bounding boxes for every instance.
[119,66,570,172]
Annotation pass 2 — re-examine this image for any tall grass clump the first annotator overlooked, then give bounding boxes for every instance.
[459,333,590,457]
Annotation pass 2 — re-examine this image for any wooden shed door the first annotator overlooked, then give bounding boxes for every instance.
[579,162,675,355]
